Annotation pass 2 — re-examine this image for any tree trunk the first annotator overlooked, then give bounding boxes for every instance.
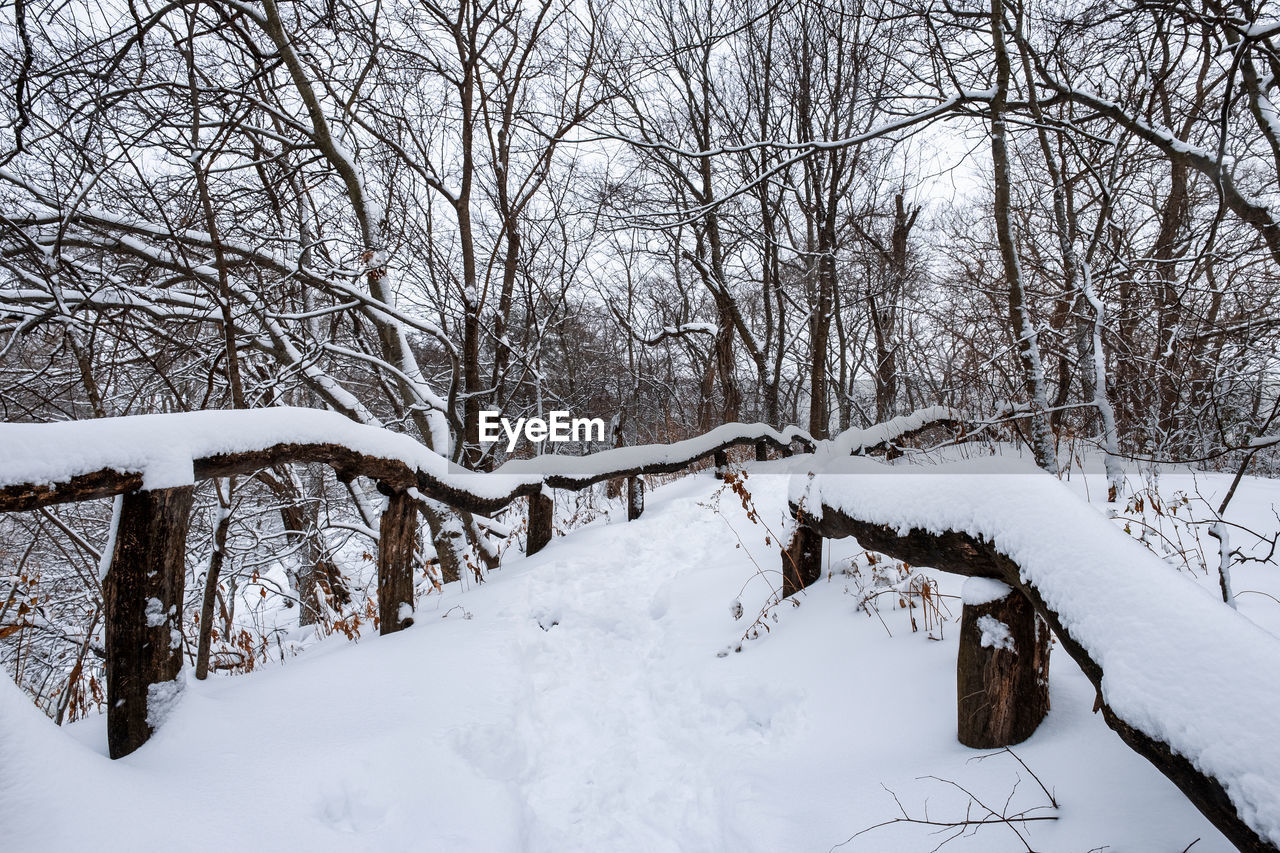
[103,486,194,759]
[377,488,417,635]
[989,0,1058,474]
[808,222,837,440]
[1152,160,1189,452]
[195,484,232,681]
[259,466,348,626]
[714,449,728,480]
[957,585,1051,748]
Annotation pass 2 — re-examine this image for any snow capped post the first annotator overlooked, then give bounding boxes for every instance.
[956,578,1051,748]
[102,486,194,759]
[626,477,645,521]
[527,488,554,556]
[781,511,823,597]
[377,487,417,635]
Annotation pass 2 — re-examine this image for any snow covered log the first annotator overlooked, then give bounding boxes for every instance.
[956,579,1051,748]
[0,408,813,516]
[102,486,193,759]
[793,457,1280,853]
[831,405,969,457]
[377,489,417,635]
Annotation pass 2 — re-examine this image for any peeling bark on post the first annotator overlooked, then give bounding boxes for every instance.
[103,486,194,759]
[782,517,823,597]
[527,490,554,556]
[957,588,1051,748]
[377,488,417,635]
[714,449,728,479]
[627,477,645,521]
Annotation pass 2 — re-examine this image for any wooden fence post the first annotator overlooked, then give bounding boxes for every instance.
[378,488,417,635]
[527,489,554,555]
[103,486,194,759]
[755,441,769,462]
[781,514,823,597]
[626,477,645,521]
[957,583,1051,748]
[714,449,728,479]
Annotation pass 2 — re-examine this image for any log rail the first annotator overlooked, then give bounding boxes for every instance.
[0,427,815,515]
[785,498,1280,853]
[5,406,1270,853]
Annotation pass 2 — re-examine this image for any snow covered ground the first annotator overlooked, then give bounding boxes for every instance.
[6,455,1278,852]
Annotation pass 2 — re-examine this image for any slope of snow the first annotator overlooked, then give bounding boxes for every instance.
[800,455,1280,846]
[0,465,1239,852]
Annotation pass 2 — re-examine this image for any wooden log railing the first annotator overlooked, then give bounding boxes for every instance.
[832,405,970,458]
[0,410,817,757]
[0,411,815,516]
[0,408,960,760]
[782,473,1280,853]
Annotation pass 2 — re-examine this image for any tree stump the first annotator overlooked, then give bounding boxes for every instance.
[755,441,769,462]
[626,477,645,521]
[378,488,417,635]
[957,581,1051,748]
[714,449,728,479]
[103,486,194,759]
[781,518,823,597]
[527,489,554,555]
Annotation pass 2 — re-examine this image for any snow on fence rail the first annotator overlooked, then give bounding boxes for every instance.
[786,456,1280,853]
[0,407,815,514]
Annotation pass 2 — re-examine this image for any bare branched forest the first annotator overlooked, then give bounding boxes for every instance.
[3,0,1280,850]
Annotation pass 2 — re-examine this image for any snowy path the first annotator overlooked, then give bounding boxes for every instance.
[1,467,1248,852]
